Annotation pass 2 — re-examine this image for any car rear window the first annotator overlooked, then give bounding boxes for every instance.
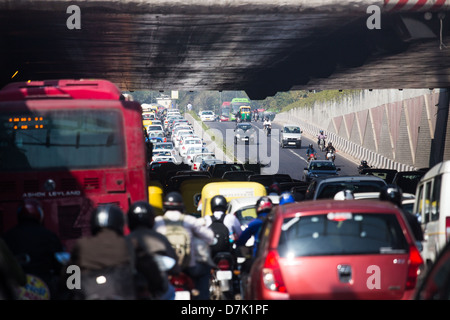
[316,180,386,199]
[277,213,408,257]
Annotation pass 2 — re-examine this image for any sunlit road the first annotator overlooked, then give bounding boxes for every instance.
[206,120,359,181]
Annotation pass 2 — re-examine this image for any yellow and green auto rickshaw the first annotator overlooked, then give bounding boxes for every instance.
[238,106,252,122]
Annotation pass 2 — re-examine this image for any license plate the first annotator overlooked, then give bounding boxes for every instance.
[175,291,191,300]
[216,270,232,281]
[288,142,296,145]
[243,138,249,141]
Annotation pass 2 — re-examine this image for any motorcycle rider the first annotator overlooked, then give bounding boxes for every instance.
[279,191,295,205]
[358,160,370,173]
[203,195,242,249]
[154,191,214,300]
[324,142,336,160]
[263,117,272,135]
[306,143,317,161]
[126,201,179,300]
[235,196,274,258]
[3,198,64,300]
[317,130,327,148]
[67,204,136,300]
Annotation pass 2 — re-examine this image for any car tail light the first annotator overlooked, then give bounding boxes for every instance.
[193,164,197,170]
[446,217,450,242]
[262,250,287,292]
[406,244,424,290]
[217,258,231,271]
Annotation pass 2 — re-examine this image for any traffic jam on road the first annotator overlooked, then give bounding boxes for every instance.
[0,79,448,301]
[146,104,450,301]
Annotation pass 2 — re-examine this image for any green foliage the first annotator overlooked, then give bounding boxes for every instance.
[280,90,360,112]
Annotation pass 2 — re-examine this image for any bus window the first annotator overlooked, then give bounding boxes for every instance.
[0,110,125,171]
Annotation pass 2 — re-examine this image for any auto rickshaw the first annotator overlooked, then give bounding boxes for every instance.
[237,106,252,122]
[148,180,164,216]
[200,181,266,217]
[179,178,227,217]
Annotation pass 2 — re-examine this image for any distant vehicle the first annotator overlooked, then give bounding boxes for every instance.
[303,160,340,183]
[237,106,252,122]
[147,131,166,143]
[179,138,203,157]
[199,158,223,172]
[151,155,177,164]
[183,147,212,164]
[234,122,257,144]
[191,153,216,171]
[199,110,216,122]
[359,168,398,184]
[230,97,251,121]
[245,199,423,300]
[305,175,388,200]
[392,170,426,195]
[206,163,246,178]
[280,124,302,148]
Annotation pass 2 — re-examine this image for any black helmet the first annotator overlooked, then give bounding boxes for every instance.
[256,196,273,215]
[17,198,44,224]
[210,195,227,213]
[379,184,403,207]
[361,160,367,165]
[309,143,313,148]
[328,142,332,146]
[90,204,125,236]
[163,191,185,212]
[128,201,155,230]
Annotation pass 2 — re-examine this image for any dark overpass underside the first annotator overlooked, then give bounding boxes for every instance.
[1,1,450,99]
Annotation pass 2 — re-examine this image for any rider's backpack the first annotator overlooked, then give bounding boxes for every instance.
[163,216,191,269]
[209,213,231,256]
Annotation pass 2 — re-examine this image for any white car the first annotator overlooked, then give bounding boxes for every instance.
[190,153,216,171]
[179,138,203,157]
[199,110,216,122]
[147,124,164,134]
[183,148,212,165]
[152,142,176,157]
[151,155,177,164]
[173,129,195,149]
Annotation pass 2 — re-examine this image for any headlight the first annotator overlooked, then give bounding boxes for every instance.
[236,134,241,138]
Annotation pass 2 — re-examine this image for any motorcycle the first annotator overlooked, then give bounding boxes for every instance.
[358,163,372,174]
[209,251,237,300]
[326,150,336,162]
[307,153,317,162]
[169,272,197,300]
[264,124,271,136]
[318,139,326,151]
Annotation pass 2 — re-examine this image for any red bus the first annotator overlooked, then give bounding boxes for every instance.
[0,79,149,250]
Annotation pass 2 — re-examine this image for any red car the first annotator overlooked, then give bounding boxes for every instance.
[245,199,423,300]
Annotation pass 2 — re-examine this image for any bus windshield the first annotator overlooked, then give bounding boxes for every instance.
[0,109,125,171]
[231,98,251,114]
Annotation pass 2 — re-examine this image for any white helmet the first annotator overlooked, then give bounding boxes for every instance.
[334,189,354,200]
